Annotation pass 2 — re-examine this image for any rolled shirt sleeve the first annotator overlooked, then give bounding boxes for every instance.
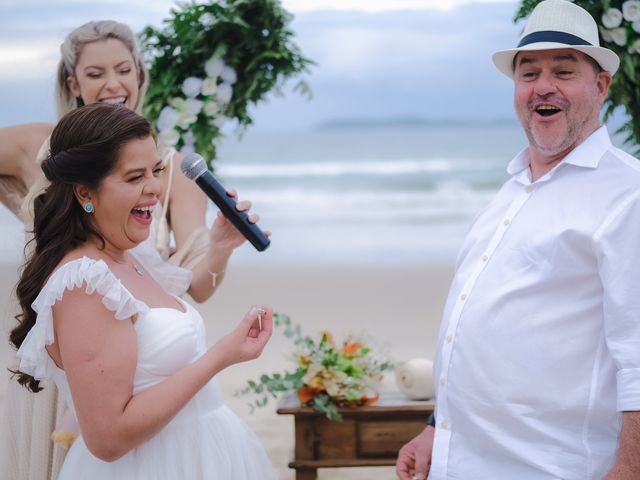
[595,190,640,411]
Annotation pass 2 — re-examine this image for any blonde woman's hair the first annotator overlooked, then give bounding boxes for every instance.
[55,20,148,119]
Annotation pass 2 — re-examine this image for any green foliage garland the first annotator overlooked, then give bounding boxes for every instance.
[141,0,313,168]
[516,0,640,153]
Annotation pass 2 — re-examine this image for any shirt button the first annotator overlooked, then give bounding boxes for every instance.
[481,255,488,262]
[460,293,467,301]
[439,377,446,386]
[446,335,453,343]
[440,420,449,429]
[525,185,533,193]
[503,219,511,226]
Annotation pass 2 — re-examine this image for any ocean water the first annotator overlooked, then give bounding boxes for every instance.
[0,123,529,266]
[5,123,628,266]
[214,123,528,265]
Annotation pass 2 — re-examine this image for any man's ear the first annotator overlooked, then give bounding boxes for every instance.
[73,184,92,207]
[67,76,80,98]
[596,70,612,105]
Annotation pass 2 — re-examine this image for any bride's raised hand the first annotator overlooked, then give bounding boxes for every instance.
[213,305,273,367]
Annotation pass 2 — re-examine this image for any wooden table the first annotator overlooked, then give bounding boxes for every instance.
[277,392,434,480]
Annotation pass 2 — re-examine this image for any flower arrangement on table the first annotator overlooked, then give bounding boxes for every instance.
[237,313,394,421]
[516,0,640,153]
[140,0,313,168]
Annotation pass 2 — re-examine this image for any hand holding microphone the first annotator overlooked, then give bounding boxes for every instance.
[181,153,271,252]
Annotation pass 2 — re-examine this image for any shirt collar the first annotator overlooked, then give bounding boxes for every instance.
[506,125,612,178]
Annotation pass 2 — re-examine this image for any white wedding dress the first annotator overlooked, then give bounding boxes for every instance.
[15,249,276,479]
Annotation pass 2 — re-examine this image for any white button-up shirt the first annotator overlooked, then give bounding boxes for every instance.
[430,127,640,480]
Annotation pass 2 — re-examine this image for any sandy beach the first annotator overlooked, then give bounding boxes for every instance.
[0,257,452,479]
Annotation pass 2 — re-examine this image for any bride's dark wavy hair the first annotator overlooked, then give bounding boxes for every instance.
[9,103,152,392]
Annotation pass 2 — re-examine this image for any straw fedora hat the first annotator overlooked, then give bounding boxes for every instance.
[492,0,619,78]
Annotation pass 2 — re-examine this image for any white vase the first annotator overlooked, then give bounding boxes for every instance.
[395,358,435,400]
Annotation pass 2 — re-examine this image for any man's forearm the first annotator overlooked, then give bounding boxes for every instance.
[604,411,640,479]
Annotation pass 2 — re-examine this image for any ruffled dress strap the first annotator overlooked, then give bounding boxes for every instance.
[130,242,192,297]
[16,257,149,382]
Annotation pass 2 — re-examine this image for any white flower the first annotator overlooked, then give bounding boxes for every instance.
[169,97,187,110]
[216,83,233,105]
[210,116,226,130]
[623,0,640,21]
[176,110,198,129]
[158,129,180,147]
[181,77,203,98]
[220,65,237,85]
[629,38,640,53]
[599,26,614,43]
[203,100,220,117]
[200,12,215,26]
[610,27,628,46]
[602,8,624,29]
[157,106,179,132]
[205,57,225,77]
[182,130,196,145]
[201,77,218,96]
[633,20,640,33]
[184,98,204,115]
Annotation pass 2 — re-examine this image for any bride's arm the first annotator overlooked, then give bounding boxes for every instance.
[52,287,272,462]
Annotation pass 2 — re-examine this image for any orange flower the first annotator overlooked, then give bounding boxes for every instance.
[297,386,315,404]
[342,341,363,355]
[321,331,335,346]
[297,385,326,404]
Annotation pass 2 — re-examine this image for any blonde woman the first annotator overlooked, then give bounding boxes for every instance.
[0,21,263,479]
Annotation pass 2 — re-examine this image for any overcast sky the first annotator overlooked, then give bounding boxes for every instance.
[0,0,525,130]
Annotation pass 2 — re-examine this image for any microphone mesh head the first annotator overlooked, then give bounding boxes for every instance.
[180,153,207,180]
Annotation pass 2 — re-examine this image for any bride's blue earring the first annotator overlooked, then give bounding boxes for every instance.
[83,202,94,214]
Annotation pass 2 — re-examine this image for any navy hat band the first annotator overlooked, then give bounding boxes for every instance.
[517,30,593,48]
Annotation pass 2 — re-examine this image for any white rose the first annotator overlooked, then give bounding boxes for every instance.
[201,77,218,96]
[181,77,203,98]
[610,27,628,46]
[216,83,233,105]
[210,116,225,130]
[602,8,624,28]
[200,12,215,26]
[623,0,640,21]
[203,100,220,117]
[633,19,640,33]
[599,26,614,43]
[157,106,179,132]
[182,130,196,145]
[176,110,198,129]
[169,97,187,110]
[204,57,225,77]
[630,38,640,53]
[220,66,237,85]
[184,98,204,115]
[158,129,180,147]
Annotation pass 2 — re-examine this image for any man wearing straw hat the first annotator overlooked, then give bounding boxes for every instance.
[396,1,640,479]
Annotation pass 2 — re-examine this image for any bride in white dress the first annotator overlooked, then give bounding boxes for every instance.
[10,102,276,479]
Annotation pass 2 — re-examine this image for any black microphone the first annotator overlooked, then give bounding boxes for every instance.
[180,153,270,252]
